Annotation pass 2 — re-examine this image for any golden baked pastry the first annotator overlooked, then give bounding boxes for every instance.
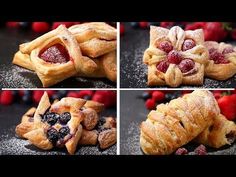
[204,41,236,80]
[195,114,236,148]
[143,26,208,87]
[15,92,106,154]
[12,23,117,87]
[140,90,220,155]
[68,22,117,58]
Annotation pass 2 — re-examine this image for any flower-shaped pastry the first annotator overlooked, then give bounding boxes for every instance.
[143,26,208,87]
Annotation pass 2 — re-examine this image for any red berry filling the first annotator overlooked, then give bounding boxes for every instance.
[167,50,182,64]
[178,59,195,73]
[182,39,196,51]
[158,41,173,53]
[222,47,235,55]
[209,48,230,64]
[156,60,170,73]
[39,44,70,63]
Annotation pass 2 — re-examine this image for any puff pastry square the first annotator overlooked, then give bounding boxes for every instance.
[204,41,236,80]
[143,26,208,87]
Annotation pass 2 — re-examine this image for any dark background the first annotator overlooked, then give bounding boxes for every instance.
[0,27,116,88]
[120,23,236,88]
[0,102,116,155]
[120,90,236,155]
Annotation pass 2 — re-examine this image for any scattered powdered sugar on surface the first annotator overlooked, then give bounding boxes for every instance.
[0,126,116,155]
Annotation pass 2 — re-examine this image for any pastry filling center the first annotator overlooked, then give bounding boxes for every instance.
[41,112,72,146]
[156,39,196,74]
[209,48,230,64]
[39,44,70,64]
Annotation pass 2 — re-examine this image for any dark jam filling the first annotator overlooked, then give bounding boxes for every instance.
[39,43,70,63]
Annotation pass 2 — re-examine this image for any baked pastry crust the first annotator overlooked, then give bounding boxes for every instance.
[143,26,208,87]
[195,114,236,148]
[204,41,236,80]
[69,22,117,58]
[140,90,220,155]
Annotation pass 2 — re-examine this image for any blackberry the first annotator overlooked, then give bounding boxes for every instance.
[43,112,60,125]
[58,126,70,139]
[141,92,151,100]
[59,112,71,124]
[47,128,59,144]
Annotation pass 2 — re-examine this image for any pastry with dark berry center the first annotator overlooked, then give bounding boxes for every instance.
[143,26,208,87]
[204,41,236,80]
[15,91,114,154]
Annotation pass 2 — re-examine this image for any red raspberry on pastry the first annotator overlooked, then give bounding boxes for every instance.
[167,50,182,64]
[209,49,229,64]
[32,22,50,33]
[0,91,13,105]
[182,39,196,51]
[33,91,44,104]
[156,60,170,73]
[178,59,195,73]
[158,41,173,53]
[222,47,235,55]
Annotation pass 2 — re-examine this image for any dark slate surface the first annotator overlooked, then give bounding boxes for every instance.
[0,28,116,88]
[120,23,236,88]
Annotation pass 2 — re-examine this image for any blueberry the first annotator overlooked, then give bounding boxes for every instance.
[24,90,31,96]
[165,93,179,102]
[59,112,71,124]
[22,94,32,104]
[47,128,59,144]
[83,95,91,100]
[58,90,67,97]
[149,22,160,26]
[142,92,151,100]
[130,22,139,28]
[58,126,70,139]
[19,22,31,29]
[43,112,60,125]
[52,93,60,100]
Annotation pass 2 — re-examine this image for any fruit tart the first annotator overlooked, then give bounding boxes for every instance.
[143,26,208,87]
[204,41,236,80]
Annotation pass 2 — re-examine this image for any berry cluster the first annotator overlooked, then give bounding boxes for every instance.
[5,22,116,33]
[175,144,207,155]
[0,90,116,108]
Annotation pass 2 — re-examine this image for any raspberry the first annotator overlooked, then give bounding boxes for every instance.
[92,93,107,105]
[0,91,13,105]
[209,50,229,64]
[145,99,156,110]
[178,59,195,73]
[167,50,182,64]
[52,22,74,30]
[32,22,50,33]
[67,91,79,98]
[158,41,173,53]
[120,23,125,35]
[77,90,94,99]
[6,22,19,28]
[175,148,188,155]
[182,39,196,51]
[213,92,222,100]
[152,91,165,102]
[160,22,175,28]
[94,91,116,108]
[139,22,148,29]
[194,144,207,155]
[222,47,235,55]
[32,91,44,104]
[156,60,170,73]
